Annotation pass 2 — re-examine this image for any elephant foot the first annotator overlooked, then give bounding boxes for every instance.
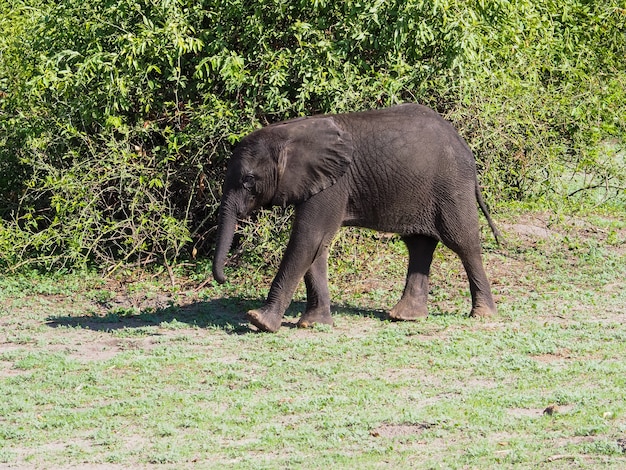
[389,299,428,321]
[469,303,497,318]
[297,308,333,329]
[247,308,283,333]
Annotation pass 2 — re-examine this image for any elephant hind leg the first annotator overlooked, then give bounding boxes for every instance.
[298,247,333,328]
[389,235,438,321]
[460,251,497,318]
[442,232,497,318]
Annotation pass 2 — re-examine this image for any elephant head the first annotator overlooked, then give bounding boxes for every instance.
[212,116,353,284]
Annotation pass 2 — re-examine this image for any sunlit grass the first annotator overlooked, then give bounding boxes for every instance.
[1,208,625,468]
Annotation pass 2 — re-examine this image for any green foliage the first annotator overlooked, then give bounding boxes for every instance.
[0,0,624,270]
[451,1,626,204]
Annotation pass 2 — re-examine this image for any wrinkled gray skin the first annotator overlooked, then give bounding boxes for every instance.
[213,104,500,332]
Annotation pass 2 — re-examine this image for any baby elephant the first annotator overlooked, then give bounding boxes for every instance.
[213,104,499,332]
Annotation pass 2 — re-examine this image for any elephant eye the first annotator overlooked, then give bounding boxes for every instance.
[242,174,256,192]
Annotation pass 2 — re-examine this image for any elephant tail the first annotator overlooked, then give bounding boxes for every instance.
[475,182,502,245]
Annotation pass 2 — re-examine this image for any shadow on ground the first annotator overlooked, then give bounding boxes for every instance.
[46,298,388,334]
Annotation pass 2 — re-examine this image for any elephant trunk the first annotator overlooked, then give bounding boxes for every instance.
[212,199,238,284]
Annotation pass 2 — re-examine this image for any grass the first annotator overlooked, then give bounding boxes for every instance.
[1,206,625,468]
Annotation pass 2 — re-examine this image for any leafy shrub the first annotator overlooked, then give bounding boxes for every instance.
[0,0,624,272]
[451,1,626,204]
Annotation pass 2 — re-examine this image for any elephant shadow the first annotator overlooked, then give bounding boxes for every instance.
[46,298,387,335]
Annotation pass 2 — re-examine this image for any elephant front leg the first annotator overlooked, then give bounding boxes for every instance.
[389,235,438,321]
[248,205,341,332]
[247,258,304,332]
[247,249,330,332]
[298,247,333,328]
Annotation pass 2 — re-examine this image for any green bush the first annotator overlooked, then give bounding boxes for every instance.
[1,0,624,271]
[451,1,626,203]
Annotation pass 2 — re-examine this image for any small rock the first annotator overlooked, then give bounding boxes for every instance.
[543,404,559,415]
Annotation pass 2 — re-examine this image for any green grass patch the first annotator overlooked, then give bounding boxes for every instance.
[1,208,625,468]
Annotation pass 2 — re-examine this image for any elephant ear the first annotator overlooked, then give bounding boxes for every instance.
[272,117,353,206]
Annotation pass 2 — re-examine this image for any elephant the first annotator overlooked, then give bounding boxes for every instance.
[212,103,500,332]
